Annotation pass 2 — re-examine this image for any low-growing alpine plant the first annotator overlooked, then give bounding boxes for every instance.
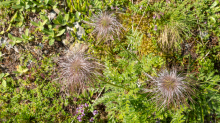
[84,11,124,43]
[1,0,220,122]
[58,49,103,94]
[73,103,98,122]
[145,69,195,108]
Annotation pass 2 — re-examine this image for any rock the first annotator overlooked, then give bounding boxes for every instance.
[53,8,60,14]
[67,26,74,32]
[14,46,19,53]
[201,31,208,39]
[0,37,12,50]
[48,10,57,21]
[69,43,88,53]
[62,26,75,47]
[38,43,44,49]
[43,50,48,54]
[77,26,85,40]
[74,22,85,40]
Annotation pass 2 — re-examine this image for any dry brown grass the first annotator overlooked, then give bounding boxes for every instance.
[158,22,190,54]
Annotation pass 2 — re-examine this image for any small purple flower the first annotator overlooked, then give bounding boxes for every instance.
[154,25,157,31]
[140,5,143,10]
[160,12,164,16]
[73,97,77,101]
[27,65,31,69]
[153,15,156,19]
[78,106,82,110]
[204,21,207,24]
[81,112,85,116]
[111,6,114,10]
[92,110,98,115]
[29,74,31,78]
[80,109,84,114]
[90,117,94,122]
[85,103,89,107]
[40,73,45,78]
[166,0,170,3]
[23,76,26,80]
[66,32,70,40]
[77,116,82,122]
[157,15,161,19]
[116,6,119,10]
[76,110,79,114]
[50,75,54,79]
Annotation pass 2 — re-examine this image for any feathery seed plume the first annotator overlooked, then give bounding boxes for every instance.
[145,69,194,108]
[85,11,124,43]
[58,50,103,94]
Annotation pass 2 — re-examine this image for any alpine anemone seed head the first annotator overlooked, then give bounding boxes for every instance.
[89,11,124,42]
[145,69,194,108]
[58,50,103,94]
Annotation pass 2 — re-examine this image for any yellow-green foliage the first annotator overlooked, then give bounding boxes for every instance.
[119,10,160,56]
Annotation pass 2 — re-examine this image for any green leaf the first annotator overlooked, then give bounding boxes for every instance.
[14,37,23,43]
[22,34,26,39]
[43,29,54,37]
[52,19,60,25]
[0,1,13,7]
[25,29,29,36]
[2,79,6,87]
[210,0,219,9]
[10,12,18,23]
[6,24,12,32]
[45,0,49,4]
[0,31,4,34]
[209,16,216,23]
[64,14,69,21]
[56,29,65,36]
[76,11,80,19]
[0,51,2,58]
[42,20,48,25]
[49,39,55,46]
[8,33,13,40]
[4,73,9,77]
[31,21,39,26]
[0,73,4,80]
[17,65,28,74]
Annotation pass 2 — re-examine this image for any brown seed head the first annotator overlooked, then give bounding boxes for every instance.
[58,50,103,94]
[88,11,124,43]
[145,69,194,108]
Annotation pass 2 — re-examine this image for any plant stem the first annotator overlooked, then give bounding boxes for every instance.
[114,39,141,64]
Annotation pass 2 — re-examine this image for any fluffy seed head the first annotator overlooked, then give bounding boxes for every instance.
[58,50,103,94]
[89,11,124,42]
[145,69,194,108]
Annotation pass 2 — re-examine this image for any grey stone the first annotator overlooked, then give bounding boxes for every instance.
[74,22,85,40]
[48,11,57,21]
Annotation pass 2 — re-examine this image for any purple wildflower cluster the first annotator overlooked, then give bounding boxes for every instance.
[75,103,98,122]
[153,12,164,20]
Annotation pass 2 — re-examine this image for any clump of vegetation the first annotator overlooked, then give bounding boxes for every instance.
[85,11,124,43]
[58,49,103,94]
[0,0,220,122]
[145,69,195,108]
